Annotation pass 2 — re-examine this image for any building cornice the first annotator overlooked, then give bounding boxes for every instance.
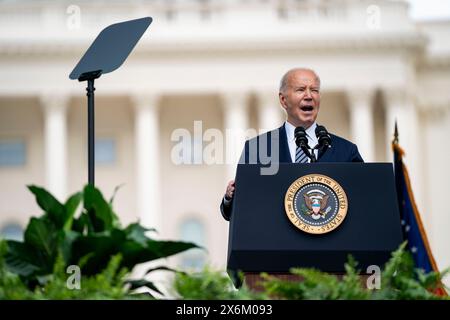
[418,55,450,70]
[0,33,427,57]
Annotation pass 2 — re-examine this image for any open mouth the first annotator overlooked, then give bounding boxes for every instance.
[300,106,314,112]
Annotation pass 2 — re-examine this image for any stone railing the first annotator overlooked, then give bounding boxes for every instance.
[0,0,352,33]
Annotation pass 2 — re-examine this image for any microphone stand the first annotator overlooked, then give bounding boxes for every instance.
[308,145,317,163]
[314,142,331,161]
[299,142,316,163]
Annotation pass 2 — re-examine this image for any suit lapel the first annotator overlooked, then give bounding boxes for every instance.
[279,124,292,163]
[317,135,333,162]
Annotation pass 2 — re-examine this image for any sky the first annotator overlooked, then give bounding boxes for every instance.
[406,0,450,21]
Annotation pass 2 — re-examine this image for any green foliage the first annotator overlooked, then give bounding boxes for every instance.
[339,256,371,299]
[0,242,150,300]
[1,184,448,300]
[172,267,266,300]
[2,185,198,298]
[0,240,33,299]
[170,244,448,300]
[31,254,133,300]
[261,243,448,300]
[371,242,449,300]
[262,256,369,300]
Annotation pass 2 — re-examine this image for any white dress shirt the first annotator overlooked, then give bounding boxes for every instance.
[284,121,319,163]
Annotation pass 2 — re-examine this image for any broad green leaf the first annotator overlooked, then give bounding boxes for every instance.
[4,241,42,277]
[70,229,126,275]
[58,230,79,263]
[146,240,200,258]
[120,240,199,269]
[72,213,95,234]
[124,223,156,246]
[118,240,149,268]
[72,214,86,234]
[63,192,82,231]
[28,185,65,228]
[109,184,125,205]
[84,185,117,232]
[24,217,57,266]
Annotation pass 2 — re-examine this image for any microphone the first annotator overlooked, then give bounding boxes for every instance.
[294,126,315,162]
[315,125,332,149]
[294,126,309,149]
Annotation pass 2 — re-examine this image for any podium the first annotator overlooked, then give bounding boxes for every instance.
[226,163,403,287]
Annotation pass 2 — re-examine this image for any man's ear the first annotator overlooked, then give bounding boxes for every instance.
[279,92,287,110]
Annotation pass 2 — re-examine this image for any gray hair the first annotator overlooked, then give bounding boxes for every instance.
[279,68,321,93]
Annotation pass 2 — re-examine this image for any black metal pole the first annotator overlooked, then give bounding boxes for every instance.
[87,79,95,186]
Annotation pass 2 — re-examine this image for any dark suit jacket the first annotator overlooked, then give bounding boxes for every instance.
[220,123,364,220]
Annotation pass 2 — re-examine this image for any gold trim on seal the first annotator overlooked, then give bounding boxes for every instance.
[284,174,348,235]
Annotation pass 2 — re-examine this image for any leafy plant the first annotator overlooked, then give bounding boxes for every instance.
[261,243,448,300]
[3,185,198,296]
[0,240,33,299]
[31,253,133,300]
[371,243,449,300]
[172,266,266,300]
[0,240,151,300]
[261,256,370,300]
[2,185,448,300]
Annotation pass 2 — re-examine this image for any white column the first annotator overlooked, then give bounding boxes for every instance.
[41,95,69,201]
[347,90,375,162]
[384,89,423,210]
[257,91,285,133]
[222,92,249,181]
[133,94,161,233]
[422,105,450,275]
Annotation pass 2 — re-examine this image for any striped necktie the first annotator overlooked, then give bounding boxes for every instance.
[295,146,309,163]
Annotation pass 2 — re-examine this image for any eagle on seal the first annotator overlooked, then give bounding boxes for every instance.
[303,194,329,220]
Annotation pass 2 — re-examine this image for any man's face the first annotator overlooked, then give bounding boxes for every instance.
[279,70,321,129]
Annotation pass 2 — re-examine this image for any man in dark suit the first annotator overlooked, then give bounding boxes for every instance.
[220,68,363,220]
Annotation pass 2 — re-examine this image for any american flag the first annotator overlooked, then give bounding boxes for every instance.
[392,123,447,296]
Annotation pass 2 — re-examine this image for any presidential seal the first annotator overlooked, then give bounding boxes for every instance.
[284,174,348,235]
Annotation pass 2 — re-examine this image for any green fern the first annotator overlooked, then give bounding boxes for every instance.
[173,266,265,300]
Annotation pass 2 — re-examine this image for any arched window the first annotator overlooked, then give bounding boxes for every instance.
[0,222,24,241]
[178,218,206,271]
